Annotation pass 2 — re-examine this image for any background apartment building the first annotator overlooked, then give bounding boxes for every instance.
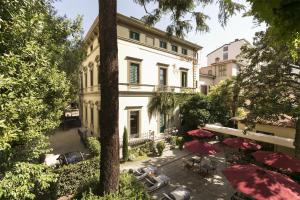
[199,39,249,94]
[79,14,202,142]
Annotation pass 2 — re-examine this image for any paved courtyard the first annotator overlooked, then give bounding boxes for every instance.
[121,145,236,200]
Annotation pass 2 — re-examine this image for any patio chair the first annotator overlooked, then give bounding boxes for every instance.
[144,174,170,193]
[132,165,158,180]
[231,192,254,200]
[161,187,191,200]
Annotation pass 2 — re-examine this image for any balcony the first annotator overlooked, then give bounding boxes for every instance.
[80,83,198,94]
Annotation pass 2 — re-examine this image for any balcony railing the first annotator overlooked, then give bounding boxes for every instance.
[80,83,198,94]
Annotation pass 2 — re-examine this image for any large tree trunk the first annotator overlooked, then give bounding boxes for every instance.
[294,118,300,158]
[98,0,119,195]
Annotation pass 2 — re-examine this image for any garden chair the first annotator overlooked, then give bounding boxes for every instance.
[132,165,158,180]
[161,187,191,200]
[144,174,170,193]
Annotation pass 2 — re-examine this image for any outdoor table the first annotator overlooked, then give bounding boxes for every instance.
[191,156,201,166]
[200,163,212,174]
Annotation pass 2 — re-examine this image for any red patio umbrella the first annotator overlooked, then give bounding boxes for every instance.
[223,137,261,150]
[184,140,219,156]
[223,164,300,200]
[186,128,214,138]
[252,150,300,173]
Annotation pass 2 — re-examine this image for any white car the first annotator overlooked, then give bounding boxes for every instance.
[44,154,60,167]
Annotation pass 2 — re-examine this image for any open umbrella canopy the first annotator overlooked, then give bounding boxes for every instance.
[186,128,214,138]
[223,137,261,150]
[223,164,300,200]
[252,150,300,173]
[184,140,219,156]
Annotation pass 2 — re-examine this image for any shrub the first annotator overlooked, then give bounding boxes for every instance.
[169,136,177,146]
[180,94,211,131]
[54,157,100,197]
[122,127,129,161]
[87,137,100,157]
[176,136,184,150]
[80,173,150,200]
[156,141,166,156]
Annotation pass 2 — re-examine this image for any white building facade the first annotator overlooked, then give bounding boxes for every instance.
[79,14,202,142]
[199,39,249,94]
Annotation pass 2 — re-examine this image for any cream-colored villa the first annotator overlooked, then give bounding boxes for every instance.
[79,14,202,141]
[199,39,249,94]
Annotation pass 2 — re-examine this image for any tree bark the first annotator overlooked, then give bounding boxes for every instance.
[98,0,119,195]
[294,118,300,158]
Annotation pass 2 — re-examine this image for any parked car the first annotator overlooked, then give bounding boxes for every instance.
[44,154,60,167]
[44,151,87,167]
[58,151,86,165]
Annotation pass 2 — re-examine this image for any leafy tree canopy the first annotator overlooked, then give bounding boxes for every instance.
[133,0,245,37]
[247,0,300,57]
[208,78,242,126]
[239,31,300,124]
[0,0,83,199]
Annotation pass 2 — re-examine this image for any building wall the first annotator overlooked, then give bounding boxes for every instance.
[238,122,296,155]
[80,16,200,140]
[207,39,247,66]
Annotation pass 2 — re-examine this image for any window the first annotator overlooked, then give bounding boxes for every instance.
[160,40,167,49]
[223,52,228,60]
[129,110,139,137]
[80,74,83,89]
[171,45,178,52]
[182,48,188,55]
[129,31,140,41]
[215,57,220,63]
[98,110,101,128]
[223,46,228,51]
[90,44,93,52]
[90,69,93,86]
[85,105,88,125]
[201,85,208,95]
[84,72,87,88]
[219,65,226,76]
[208,70,212,75]
[160,112,166,133]
[181,71,188,87]
[129,63,140,84]
[159,68,167,86]
[90,107,94,125]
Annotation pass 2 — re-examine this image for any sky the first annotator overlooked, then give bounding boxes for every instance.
[53,0,266,66]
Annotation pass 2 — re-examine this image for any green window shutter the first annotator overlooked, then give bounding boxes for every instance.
[130,63,139,84]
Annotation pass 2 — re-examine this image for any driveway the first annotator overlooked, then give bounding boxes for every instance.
[49,127,88,154]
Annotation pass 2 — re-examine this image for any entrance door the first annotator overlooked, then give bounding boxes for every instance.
[130,110,139,138]
[160,112,166,133]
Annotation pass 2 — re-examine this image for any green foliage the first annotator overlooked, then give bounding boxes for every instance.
[176,136,185,150]
[87,137,101,157]
[208,78,241,126]
[122,127,129,161]
[239,31,300,126]
[247,0,300,57]
[0,163,57,200]
[128,141,155,159]
[0,0,83,199]
[80,173,150,200]
[156,141,166,156]
[180,94,211,130]
[134,0,245,37]
[55,157,100,197]
[148,92,189,120]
